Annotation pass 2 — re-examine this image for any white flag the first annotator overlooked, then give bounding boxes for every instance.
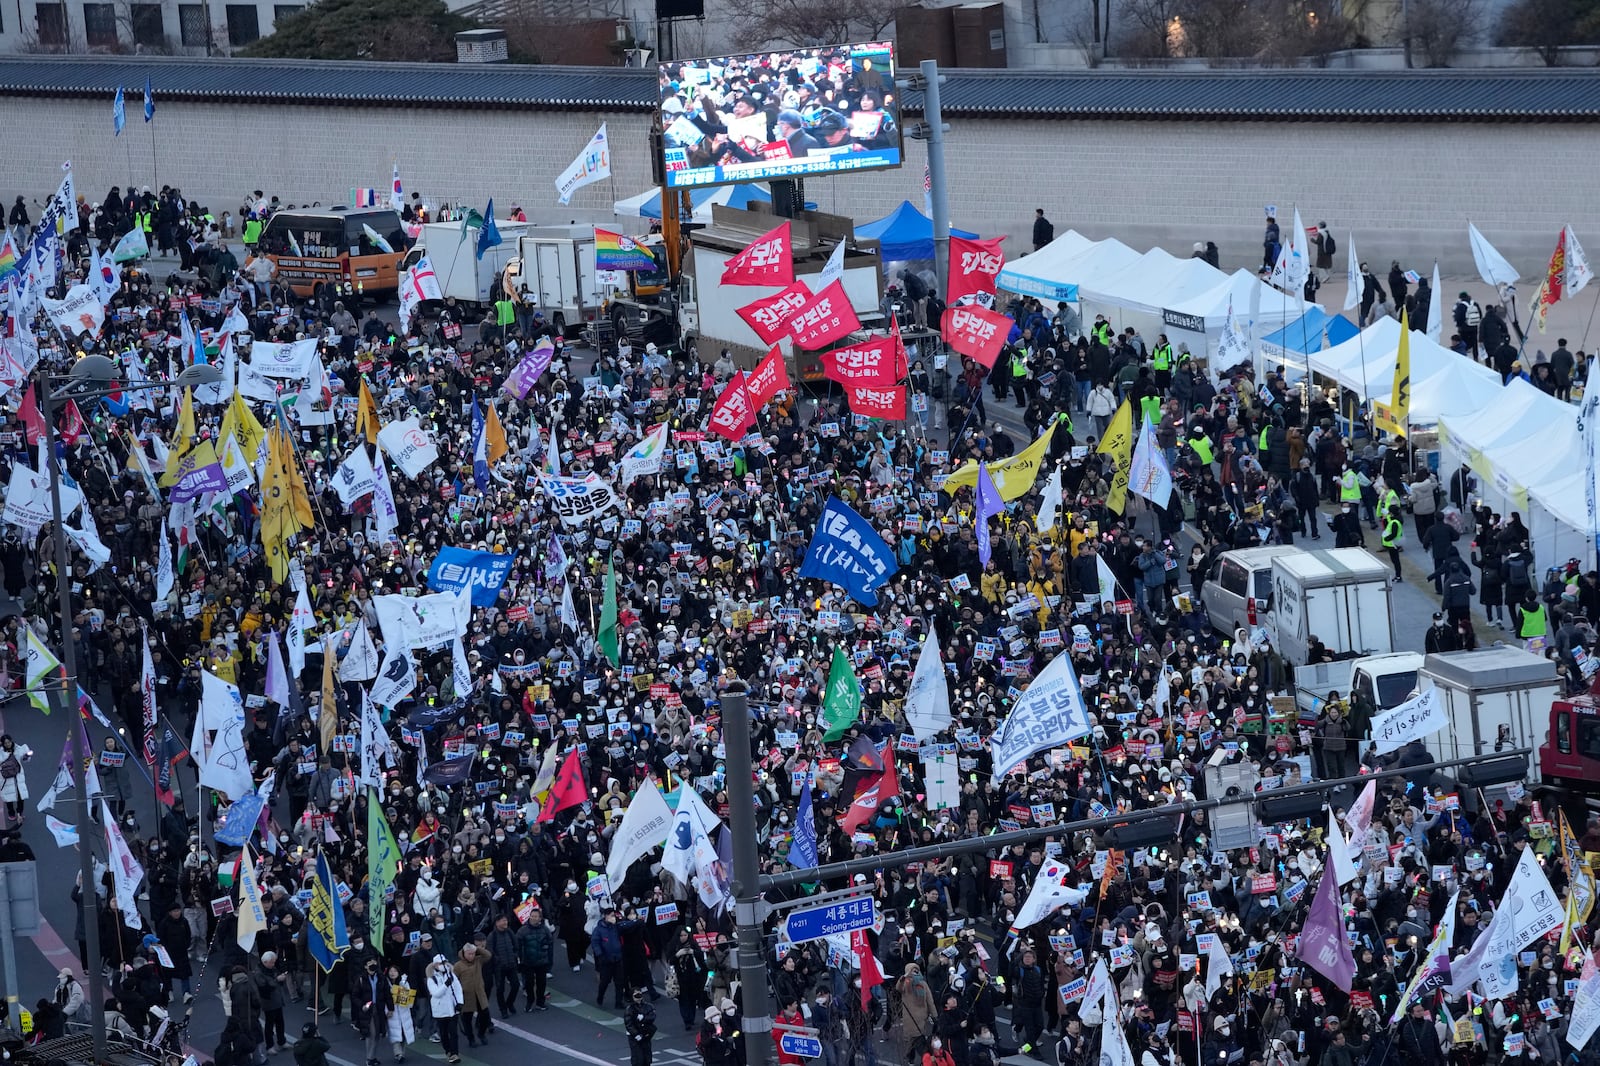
[1468,222,1520,287]
[904,623,951,741]
[331,446,377,505]
[44,815,78,848]
[1287,207,1309,288]
[1370,686,1446,754]
[195,333,235,406]
[1328,807,1360,886]
[1128,418,1173,508]
[451,635,473,698]
[155,528,174,602]
[368,646,416,709]
[555,124,611,205]
[1101,1003,1138,1066]
[1204,931,1235,997]
[398,255,443,333]
[620,422,670,487]
[1345,778,1377,842]
[36,733,75,813]
[990,652,1092,777]
[288,583,313,676]
[357,689,398,787]
[1036,467,1063,533]
[1568,948,1600,1049]
[1011,858,1087,932]
[560,581,578,632]
[816,240,847,292]
[370,448,400,542]
[195,671,253,801]
[1475,847,1565,998]
[605,777,674,891]
[339,620,380,682]
[1565,225,1593,297]
[660,785,721,885]
[1427,260,1443,342]
[377,417,438,479]
[103,799,145,929]
[1344,232,1361,311]
[111,226,148,263]
[1096,554,1119,607]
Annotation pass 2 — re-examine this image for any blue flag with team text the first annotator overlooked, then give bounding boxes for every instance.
[797,495,898,607]
[786,776,817,870]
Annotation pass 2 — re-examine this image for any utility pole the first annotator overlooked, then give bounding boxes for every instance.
[722,684,774,1066]
[901,61,952,304]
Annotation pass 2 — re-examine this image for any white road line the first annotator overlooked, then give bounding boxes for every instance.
[493,1021,623,1066]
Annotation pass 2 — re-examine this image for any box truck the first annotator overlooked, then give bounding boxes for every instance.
[509,229,607,339]
[1268,548,1396,667]
[400,220,531,308]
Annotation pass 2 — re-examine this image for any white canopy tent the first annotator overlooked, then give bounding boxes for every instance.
[1367,358,1502,430]
[994,230,1097,301]
[1307,317,1404,393]
[1437,379,1554,474]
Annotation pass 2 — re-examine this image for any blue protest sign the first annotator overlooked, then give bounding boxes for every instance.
[797,496,898,607]
[426,547,516,607]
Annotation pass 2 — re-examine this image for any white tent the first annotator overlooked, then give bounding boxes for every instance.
[1528,469,1592,566]
[1437,379,1554,476]
[1367,358,1502,429]
[1167,269,1306,330]
[1307,317,1404,393]
[995,235,1141,305]
[995,230,1096,301]
[1080,254,1232,318]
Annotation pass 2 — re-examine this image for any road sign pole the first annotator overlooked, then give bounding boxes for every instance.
[0,866,16,1031]
[722,685,774,1066]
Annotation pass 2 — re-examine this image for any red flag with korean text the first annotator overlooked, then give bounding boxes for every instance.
[735,281,812,345]
[840,749,898,835]
[16,383,45,445]
[720,221,793,287]
[823,337,899,388]
[947,235,1006,304]
[745,345,790,409]
[708,371,755,441]
[789,279,861,350]
[536,747,586,823]
[852,928,885,1009]
[58,400,85,446]
[848,384,905,421]
[941,304,1011,368]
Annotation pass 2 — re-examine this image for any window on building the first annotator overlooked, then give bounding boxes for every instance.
[224,3,258,44]
[130,2,163,44]
[177,2,205,45]
[35,2,66,45]
[273,4,302,21]
[83,2,116,46]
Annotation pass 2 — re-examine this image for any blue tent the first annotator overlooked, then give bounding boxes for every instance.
[1261,306,1358,355]
[856,200,978,262]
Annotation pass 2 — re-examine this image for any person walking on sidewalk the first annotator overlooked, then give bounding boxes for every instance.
[1381,507,1403,580]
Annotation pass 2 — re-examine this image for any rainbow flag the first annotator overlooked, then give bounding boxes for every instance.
[351,187,378,208]
[0,231,17,285]
[594,227,658,272]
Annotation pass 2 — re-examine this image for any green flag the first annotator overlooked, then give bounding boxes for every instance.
[821,647,861,741]
[458,207,484,244]
[598,556,620,668]
[367,791,402,948]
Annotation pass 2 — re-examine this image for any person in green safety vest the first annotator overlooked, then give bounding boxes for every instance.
[1092,316,1113,348]
[1151,335,1174,390]
[494,295,517,336]
[1515,592,1548,640]
[1182,427,1214,467]
[1380,511,1403,579]
[135,208,153,236]
[1338,465,1362,507]
[1376,481,1401,524]
[242,213,263,251]
[1009,346,1030,408]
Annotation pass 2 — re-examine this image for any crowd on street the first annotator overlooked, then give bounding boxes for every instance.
[0,180,1597,1066]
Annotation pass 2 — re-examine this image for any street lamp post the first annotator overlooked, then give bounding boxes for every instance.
[36,355,220,1059]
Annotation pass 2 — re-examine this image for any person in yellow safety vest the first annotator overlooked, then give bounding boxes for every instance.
[1376,481,1401,524]
[1175,342,1193,367]
[135,208,153,236]
[242,214,263,250]
[494,295,517,335]
[1380,511,1403,579]
[1092,317,1113,347]
[1338,465,1362,507]
[1515,592,1548,640]
[1010,347,1029,405]
[1152,335,1174,388]
[1182,427,1214,467]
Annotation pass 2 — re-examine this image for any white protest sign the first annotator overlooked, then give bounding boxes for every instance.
[378,418,440,478]
[1370,685,1445,755]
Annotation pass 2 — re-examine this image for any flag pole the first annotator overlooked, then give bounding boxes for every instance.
[148,121,158,195]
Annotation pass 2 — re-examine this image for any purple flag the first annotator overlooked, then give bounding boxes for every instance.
[502,338,555,400]
[975,462,1003,568]
[1299,853,1356,992]
[168,456,229,503]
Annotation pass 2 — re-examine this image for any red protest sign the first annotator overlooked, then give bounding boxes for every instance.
[735,281,811,345]
[708,371,755,441]
[989,860,1014,879]
[848,384,905,421]
[941,304,1010,368]
[947,235,1006,304]
[721,221,793,287]
[789,279,862,350]
[745,345,791,408]
[1251,874,1278,894]
[824,337,900,387]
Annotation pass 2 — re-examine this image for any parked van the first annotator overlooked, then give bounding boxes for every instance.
[1199,546,1302,636]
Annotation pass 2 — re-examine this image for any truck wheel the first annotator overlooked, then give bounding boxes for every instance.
[610,306,629,341]
[552,312,566,337]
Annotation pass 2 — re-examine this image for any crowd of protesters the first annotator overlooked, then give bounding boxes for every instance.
[0,181,1596,1066]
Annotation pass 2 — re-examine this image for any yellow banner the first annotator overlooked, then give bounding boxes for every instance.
[1098,401,1135,514]
[942,421,1058,501]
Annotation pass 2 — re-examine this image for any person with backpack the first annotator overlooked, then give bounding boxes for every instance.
[1453,292,1482,358]
[0,734,32,821]
[1503,542,1535,607]
[293,1023,330,1066]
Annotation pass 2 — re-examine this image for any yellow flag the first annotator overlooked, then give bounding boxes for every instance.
[356,378,382,445]
[1375,309,1412,437]
[260,421,313,585]
[1098,399,1135,514]
[158,389,196,487]
[319,634,337,753]
[220,389,266,462]
[1559,809,1596,953]
[485,402,509,466]
[941,421,1058,501]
